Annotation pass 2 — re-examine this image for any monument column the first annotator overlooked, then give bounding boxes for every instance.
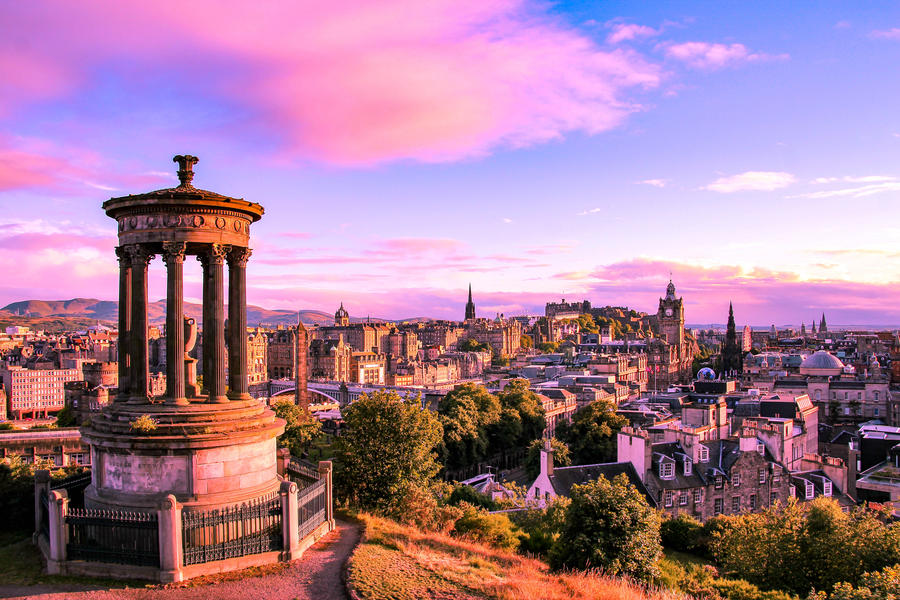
[227,246,252,401]
[115,246,132,401]
[127,244,154,403]
[163,242,188,405]
[204,244,228,403]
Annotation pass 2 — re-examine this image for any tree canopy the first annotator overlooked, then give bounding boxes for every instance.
[556,398,628,465]
[437,383,501,471]
[272,399,322,457]
[494,379,546,450]
[334,390,443,511]
[458,338,490,352]
[549,473,661,580]
[525,437,571,480]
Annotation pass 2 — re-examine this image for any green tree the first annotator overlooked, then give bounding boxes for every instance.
[492,379,546,452]
[525,437,571,480]
[437,384,501,471]
[816,564,900,600]
[549,473,662,580]
[272,399,322,457]
[334,390,443,511]
[539,341,560,353]
[458,338,490,352]
[577,313,599,334]
[452,502,521,551]
[54,405,77,427]
[520,335,533,349]
[556,398,628,464]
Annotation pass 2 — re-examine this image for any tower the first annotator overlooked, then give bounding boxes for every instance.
[294,312,309,410]
[657,279,684,353]
[465,283,476,320]
[720,302,742,376]
[335,302,349,327]
[819,313,828,334]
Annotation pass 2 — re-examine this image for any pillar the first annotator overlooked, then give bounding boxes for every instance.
[280,480,300,560]
[46,489,68,574]
[200,244,228,403]
[157,494,183,582]
[127,244,154,403]
[163,242,188,405]
[115,246,132,400]
[318,460,334,529]
[227,246,252,401]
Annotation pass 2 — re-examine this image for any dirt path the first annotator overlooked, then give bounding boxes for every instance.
[2,519,361,600]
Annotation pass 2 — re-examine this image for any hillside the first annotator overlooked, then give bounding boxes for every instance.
[0,299,408,328]
[346,513,685,600]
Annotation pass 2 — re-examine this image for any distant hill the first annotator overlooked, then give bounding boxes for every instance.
[1,298,425,329]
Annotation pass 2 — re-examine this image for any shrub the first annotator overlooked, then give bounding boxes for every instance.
[661,513,704,553]
[447,484,498,511]
[452,502,521,551]
[129,414,158,433]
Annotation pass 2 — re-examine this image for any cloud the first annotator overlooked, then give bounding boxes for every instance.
[811,175,896,184]
[2,1,662,165]
[703,171,796,193]
[788,181,900,200]
[637,178,668,187]
[577,208,605,215]
[502,218,513,224]
[607,23,659,44]
[661,41,787,69]
[871,28,900,40]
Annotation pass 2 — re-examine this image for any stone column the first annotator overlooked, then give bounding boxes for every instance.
[115,246,132,400]
[46,489,68,574]
[157,494,183,583]
[163,242,188,405]
[200,244,228,403]
[127,244,154,403]
[318,460,335,529]
[227,246,252,401]
[280,480,300,560]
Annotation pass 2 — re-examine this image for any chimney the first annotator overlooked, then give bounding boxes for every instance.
[540,438,554,477]
[739,430,758,453]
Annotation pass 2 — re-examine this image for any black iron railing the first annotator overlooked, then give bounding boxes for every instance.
[181,493,283,566]
[297,478,327,540]
[52,472,92,508]
[286,457,320,487]
[66,508,159,567]
[39,488,50,540]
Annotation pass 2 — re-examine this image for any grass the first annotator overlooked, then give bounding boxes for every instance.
[346,513,688,600]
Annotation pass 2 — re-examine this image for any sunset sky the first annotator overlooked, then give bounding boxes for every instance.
[2,1,900,326]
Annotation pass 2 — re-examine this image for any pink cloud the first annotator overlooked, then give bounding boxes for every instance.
[661,41,787,69]
[871,28,900,40]
[607,23,659,44]
[3,1,661,165]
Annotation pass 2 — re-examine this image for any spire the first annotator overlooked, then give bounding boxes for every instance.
[468,283,473,303]
[465,283,476,320]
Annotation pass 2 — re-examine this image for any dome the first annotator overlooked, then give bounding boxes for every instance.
[697,367,717,380]
[800,350,844,371]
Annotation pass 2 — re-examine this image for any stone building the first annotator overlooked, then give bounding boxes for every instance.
[308,337,351,381]
[381,328,418,360]
[246,327,268,386]
[465,317,522,357]
[349,351,386,384]
[0,365,81,419]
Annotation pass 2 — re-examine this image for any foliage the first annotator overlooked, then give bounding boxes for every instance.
[29,424,57,430]
[493,379,546,451]
[524,437,571,480]
[512,496,571,557]
[577,313,599,333]
[54,406,77,427]
[0,423,14,431]
[659,556,797,600]
[437,383,501,471]
[0,456,85,533]
[661,514,704,553]
[128,414,157,433]
[334,390,443,512]
[458,338,490,352]
[272,399,322,457]
[549,473,662,581]
[383,480,463,535]
[556,398,628,465]
[808,564,900,600]
[447,484,499,511]
[709,498,900,596]
[452,502,521,551]
[539,341,560,353]
[520,335,534,348]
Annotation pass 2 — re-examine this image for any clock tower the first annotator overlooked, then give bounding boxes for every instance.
[658,279,684,353]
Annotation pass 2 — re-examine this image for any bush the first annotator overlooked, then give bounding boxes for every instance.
[384,481,462,535]
[452,502,521,551]
[512,497,570,557]
[661,513,704,553]
[129,414,158,433]
[447,484,498,511]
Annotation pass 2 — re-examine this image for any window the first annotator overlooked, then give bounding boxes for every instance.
[773,466,781,482]
[714,498,723,515]
[749,494,757,510]
[693,488,703,504]
[684,458,692,476]
[805,481,814,499]
[759,468,767,484]
[770,491,778,505]
[715,475,723,489]
[664,490,674,507]
[660,461,674,479]
[699,446,709,462]
[731,496,741,513]
[679,492,688,506]
[874,391,879,401]
[874,408,879,417]
[815,389,821,401]
[823,480,832,497]
[757,443,765,455]
[790,485,797,498]
[732,472,741,487]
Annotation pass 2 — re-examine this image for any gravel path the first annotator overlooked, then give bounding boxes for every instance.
[2,519,360,600]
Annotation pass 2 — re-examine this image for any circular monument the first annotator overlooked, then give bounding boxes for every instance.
[81,155,285,511]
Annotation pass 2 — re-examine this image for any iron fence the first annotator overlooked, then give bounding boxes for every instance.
[297,478,327,540]
[51,472,93,508]
[66,508,159,567]
[286,457,320,487]
[39,488,49,540]
[181,493,283,566]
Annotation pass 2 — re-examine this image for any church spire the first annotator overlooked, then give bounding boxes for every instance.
[465,283,476,320]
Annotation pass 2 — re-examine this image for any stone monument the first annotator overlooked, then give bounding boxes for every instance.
[81,155,285,512]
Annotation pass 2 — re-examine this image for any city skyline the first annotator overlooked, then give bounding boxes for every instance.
[2,2,900,324]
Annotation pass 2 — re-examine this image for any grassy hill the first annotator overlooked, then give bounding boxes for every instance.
[346,513,686,600]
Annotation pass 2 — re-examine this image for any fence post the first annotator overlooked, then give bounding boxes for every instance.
[34,469,51,541]
[318,460,335,530]
[277,447,291,478]
[46,489,68,574]
[281,480,300,560]
[157,494,183,583]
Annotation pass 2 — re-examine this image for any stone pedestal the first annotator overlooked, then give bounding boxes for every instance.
[81,398,284,512]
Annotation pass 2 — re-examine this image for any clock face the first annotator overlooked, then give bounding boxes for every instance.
[665,308,673,317]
